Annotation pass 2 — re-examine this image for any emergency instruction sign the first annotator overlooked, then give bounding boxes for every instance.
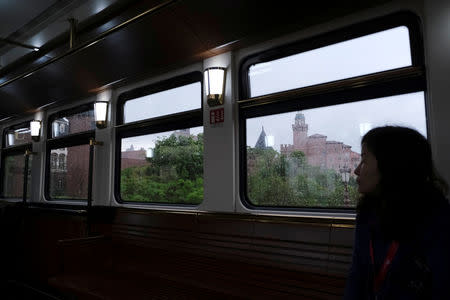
[210,108,224,124]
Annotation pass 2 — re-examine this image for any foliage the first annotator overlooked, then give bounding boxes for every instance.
[121,133,203,204]
[121,133,358,207]
[247,147,358,207]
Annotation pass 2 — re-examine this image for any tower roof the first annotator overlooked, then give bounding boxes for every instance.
[255,126,267,149]
[295,112,305,120]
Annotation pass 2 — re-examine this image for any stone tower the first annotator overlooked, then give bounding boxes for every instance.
[292,112,308,149]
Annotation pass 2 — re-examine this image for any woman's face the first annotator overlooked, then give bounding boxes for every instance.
[354,143,381,195]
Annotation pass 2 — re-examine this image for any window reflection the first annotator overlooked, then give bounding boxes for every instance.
[51,110,95,138]
[5,127,32,147]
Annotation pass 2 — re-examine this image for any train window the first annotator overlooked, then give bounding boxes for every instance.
[123,82,201,123]
[248,26,411,97]
[2,153,32,199]
[246,92,426,208]
[120,127,203,204]
[1,122,32,199]
[116,72,203,204]
[4,126,32,147]
[46,104,95,201]
[239,13,426,210]
[48,145,89,200]
[51,109,95,138]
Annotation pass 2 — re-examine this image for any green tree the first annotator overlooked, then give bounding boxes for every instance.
[121,133,204,204]
[152,134,203,181]
[247,147,359,207]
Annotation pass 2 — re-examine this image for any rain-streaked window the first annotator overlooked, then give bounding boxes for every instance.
[2,153,32,199]
[47,104,95,201]
[49,145,89,200]
[1,122,33,199]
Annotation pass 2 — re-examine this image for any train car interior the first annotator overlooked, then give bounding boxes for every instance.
[0,0,449,299]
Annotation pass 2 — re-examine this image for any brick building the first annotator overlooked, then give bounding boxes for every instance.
[120,128,196,170]
[121,145,148,170]
[279,113,360,175]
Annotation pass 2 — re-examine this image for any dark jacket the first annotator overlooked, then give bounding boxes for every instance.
[343,196,450,300]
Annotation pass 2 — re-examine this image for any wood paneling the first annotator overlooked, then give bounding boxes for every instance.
[110,209,353,275]
[0,204,354,298]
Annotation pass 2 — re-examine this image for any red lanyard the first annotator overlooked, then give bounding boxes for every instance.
[369,239,399,292]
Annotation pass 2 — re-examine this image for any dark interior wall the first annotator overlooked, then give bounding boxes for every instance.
[0,202,353,285]
[0,0,391,122]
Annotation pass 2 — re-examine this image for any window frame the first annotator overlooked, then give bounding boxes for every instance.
[45,103,95,201]
[115,71,204,205]
[238,12,427,211]
[0,121,33,199]
[239,12,424,99]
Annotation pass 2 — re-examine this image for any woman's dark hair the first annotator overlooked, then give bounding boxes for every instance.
[357,126,448,240]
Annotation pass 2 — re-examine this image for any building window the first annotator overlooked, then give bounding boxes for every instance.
[51,153,58,169]
[239,13,426,209]
[1,122,32,199]
[116,72,203,204]
[59,154,66,170]
[46,104,94,201]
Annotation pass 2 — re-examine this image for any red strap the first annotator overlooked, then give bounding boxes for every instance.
[369,240,399,292]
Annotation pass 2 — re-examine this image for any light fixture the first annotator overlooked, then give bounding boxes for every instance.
[7,133,15,146]
[95,89,111,129]
[204,67,226,106]
[30,120,41,142]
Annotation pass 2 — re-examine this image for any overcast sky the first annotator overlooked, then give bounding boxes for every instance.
[123,82,201,123]
[246,92,426,154]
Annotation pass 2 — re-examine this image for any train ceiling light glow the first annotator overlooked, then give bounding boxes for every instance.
[95,89,111,129]
[30,120,41,142]
[204,67,226,106]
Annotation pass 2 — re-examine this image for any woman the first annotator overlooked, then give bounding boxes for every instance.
[344,126,450,300]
